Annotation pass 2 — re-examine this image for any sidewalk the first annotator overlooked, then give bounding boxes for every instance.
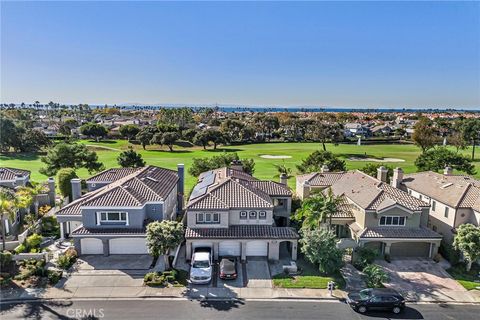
[2,285,479,303]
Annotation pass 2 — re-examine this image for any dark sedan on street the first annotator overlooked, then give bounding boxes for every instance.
[346,288,405,314]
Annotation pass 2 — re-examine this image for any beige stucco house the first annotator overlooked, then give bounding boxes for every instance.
[296,167,442,258]
[399,167,480,244]
[185,165,298,262]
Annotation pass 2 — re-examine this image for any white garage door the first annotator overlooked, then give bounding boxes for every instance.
[246,241,268,256]
[219,241,241,257]
[81,238,103,255]
[109,238,148,254]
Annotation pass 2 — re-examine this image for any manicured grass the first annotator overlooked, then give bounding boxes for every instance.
[2,140,480,193]
[447,264,480,290]
[272,257,345,289]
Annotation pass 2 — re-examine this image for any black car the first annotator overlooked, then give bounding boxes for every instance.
[347,288,405,314]
[219,257,237,280]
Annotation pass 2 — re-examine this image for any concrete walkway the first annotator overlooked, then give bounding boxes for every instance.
[340,264,365,291]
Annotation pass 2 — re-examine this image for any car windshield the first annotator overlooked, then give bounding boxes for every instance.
[193,260,210,268]
[359,289,372,300]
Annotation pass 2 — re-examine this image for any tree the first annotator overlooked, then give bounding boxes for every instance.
[40,143,104,176]
[412,117,438,153]
[0,117,18,152]
[188,152,255,176]
[460,118,480,160]
[182,128,198,142]
[294,190,340,229]
[161,132,180,152]
[136,126,158,150]
[0,191,18,250]
[453,224,480,271]
[146,220,184,270]
[119,124,140,141]
[17,182,48,217]
[299,228,344,275]
[209,129,228,150]
[414,147,475,175]
[220,119,244,142]
[308,122,344,151]
[18,129,51,152]
[363,265,389,288]
[80,123,108,141]
[193,131,211,149]
[273,162,292,178]
[360,163,394,183]
[57,168,79,201]
[117,148,146,167]
[296,150,346,174]
[449,130,468,152]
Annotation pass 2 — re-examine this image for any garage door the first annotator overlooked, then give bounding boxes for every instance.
[109,238,148,254]
[246,241,268,256]
[390,242,430,257]
[81,238,103,255]
[219,241,241,257]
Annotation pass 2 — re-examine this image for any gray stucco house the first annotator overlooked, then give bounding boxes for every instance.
[55,165,182,256]
[296,166,442,258]
[185,163,298,262]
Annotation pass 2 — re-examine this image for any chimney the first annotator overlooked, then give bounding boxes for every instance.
[71,178,82,201]
[321,165,329,173]
[301,181,311,199]
[280,173,288,186]
[230,160,243,172]
[377,166,388,183]
[48,177,56,207]
[391,167,404,189]
[444,166,453,175]
[177,164,184,212]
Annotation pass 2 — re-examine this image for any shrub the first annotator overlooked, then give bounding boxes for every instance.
[353,247,378,271]
[15,244,27,254]
[363,264,389,288]
[0,251,12,269]
[41,216,60,238]
[26,234,43,251]
[65,247,78,259]
[57,168,78,200]
[47,270,63,285]
[38,205,52,217]
[144,269,184,287]
[439,240,461,265]
[57,253,75,270]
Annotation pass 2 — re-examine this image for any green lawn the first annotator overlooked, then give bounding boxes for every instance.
[1,140,479,193]
[447,264,480,290]
[272,256,345,289]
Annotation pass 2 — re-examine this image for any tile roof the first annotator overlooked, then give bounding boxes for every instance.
[296,172,345,187]
[188,167,291,210]
[56,165,178,216]
[0,167,30,181]
[359,227,442,239]
[71,226,146,236]
[185,225,299,239]
[86,167,141,183]
[329,171,428,212]
[402,171,480,209]
[332,196,355,219]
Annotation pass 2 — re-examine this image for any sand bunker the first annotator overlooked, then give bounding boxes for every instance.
[260,155,292,159]
[349,157,405,163]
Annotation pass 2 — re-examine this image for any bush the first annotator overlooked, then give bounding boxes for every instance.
[363,264,389,288]
[38,205,52,217]
[47,270,63,285]
[0,251,12,269]
[26,234,43,251]
[15,244,27,254]
[57,168,78,200]
[144,269,184,287]
[353,247,378,271]
[41,216,60,238]
[57,253,76,270]
[439,240,461,265]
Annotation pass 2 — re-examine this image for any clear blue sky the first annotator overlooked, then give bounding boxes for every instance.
[1,1,479,109]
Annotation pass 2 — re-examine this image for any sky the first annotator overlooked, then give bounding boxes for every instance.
[1,1,479,109]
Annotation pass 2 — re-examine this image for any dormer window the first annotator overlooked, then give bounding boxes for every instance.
[259,211,267,220]
[249,211,257,219]
[240,211,247,220]
[98,212,128,225]
[379,215,405,226]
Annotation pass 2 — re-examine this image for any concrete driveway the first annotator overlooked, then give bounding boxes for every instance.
[246,258,272,288]
[377,258,466,299]
[77,255,153,271]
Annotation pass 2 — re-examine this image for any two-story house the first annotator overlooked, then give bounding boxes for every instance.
[55,165,182,256]
[297,167,442,258]
[398,167,480,243]
[185,165,299,262]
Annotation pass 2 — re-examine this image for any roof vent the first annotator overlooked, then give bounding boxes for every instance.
[146,177,158,183]
[440,183,453,189]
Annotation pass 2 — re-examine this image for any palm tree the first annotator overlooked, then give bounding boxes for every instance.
[273,161,292,178]
[0,192,19,250]
[294,189,340,230]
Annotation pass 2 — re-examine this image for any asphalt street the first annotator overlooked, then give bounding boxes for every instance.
[1,299,478,320]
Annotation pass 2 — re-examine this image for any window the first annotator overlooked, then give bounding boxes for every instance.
[240,211,247,220]
[379,216,405,226]
[196,212,220,224]
[382,296,397,302]
[370,296,382,303]
[408,190,412,195]
[432,201,436,211]
[259,211,267,220]
[249,211,257,219]
[432,225,437,232]
[98,212,127,225]
[444,207,449,218]
[419,195,423,201]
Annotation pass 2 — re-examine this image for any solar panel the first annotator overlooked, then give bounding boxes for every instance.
[189,172,216,200]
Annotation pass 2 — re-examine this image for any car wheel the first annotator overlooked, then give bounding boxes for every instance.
[392,306,402,314]
[358,306,367,313]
